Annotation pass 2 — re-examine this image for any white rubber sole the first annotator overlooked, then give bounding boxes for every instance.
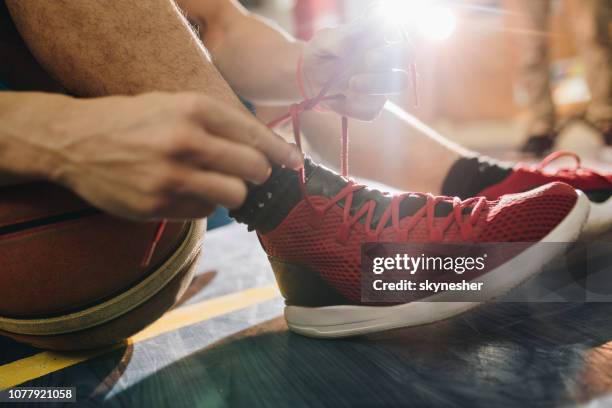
[285,192,590,338]
[582,197,612,237]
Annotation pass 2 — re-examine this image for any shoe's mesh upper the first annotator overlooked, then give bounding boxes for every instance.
[478,187,577,242]
[259,183,577,302]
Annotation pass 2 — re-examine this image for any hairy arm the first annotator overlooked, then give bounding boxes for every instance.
[179,0,303,104]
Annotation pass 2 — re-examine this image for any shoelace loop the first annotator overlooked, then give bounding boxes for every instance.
[533,150,611,182]
[537,150,581,172]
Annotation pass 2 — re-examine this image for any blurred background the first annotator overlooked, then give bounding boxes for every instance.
[239,0,609,159]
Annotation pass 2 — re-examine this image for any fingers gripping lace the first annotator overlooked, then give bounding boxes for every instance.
[266,59,484,243]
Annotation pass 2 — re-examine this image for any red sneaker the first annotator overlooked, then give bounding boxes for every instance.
[234,160,589,338]
[239,71,588,338]
[478,151,612,236]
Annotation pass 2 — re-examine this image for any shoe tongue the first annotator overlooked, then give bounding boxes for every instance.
[304,160,347,198]
[305,160,455,228]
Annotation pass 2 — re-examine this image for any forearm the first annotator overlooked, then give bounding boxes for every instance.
[5,0,245,110]
[0,92,74,185]
[181,0,303,104]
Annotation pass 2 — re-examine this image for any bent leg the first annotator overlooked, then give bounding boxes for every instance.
[567,0,612,129]
[515,0,556,135]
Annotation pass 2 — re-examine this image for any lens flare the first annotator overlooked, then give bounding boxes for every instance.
[375,0,457,41]
[418,6,457,40]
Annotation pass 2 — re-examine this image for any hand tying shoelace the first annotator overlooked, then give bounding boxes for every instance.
[142,55,486,264]
[142,19,418,265]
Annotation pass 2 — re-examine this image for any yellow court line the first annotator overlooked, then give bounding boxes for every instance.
[0,284,280,389]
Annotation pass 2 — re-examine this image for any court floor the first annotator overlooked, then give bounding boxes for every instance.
[1,220,612,407]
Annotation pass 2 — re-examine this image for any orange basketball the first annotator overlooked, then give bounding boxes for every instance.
[0,182,205,350]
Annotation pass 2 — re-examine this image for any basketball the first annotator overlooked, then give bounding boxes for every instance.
[0,182,205,350]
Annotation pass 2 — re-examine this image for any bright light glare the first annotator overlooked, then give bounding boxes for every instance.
[418,6,457,40]
[375,1,457,41]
